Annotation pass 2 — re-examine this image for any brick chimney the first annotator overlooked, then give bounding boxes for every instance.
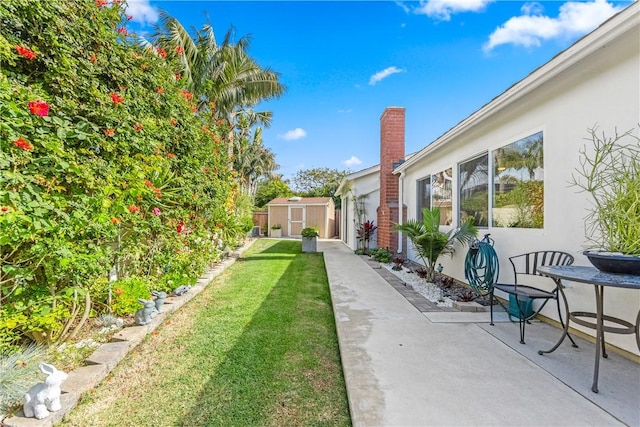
[377,107,406,255]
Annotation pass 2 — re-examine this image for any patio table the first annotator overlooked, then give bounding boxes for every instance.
[537,265,640,393]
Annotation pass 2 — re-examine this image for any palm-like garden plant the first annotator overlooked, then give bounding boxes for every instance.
[149,12,285,121]
[395,208,478,282]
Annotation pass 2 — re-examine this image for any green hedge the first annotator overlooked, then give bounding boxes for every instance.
[0,0,245,351]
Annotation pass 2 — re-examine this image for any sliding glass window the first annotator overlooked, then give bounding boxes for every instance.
[416,168,453,225]
[459,154,489,227]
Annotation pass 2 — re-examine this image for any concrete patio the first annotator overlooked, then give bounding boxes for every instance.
[321,239,640,427]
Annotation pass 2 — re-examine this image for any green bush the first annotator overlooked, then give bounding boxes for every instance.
[111,276,152,316]
[301,227,319,238]
[0,0,246,348]
[370,247,393,263]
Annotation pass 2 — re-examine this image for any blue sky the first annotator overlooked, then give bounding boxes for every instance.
[126,0,632,180]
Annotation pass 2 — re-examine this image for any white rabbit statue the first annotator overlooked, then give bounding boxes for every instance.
[23,363,68,419]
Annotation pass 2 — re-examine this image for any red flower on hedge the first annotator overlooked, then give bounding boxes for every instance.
[156,47,167,58]
[127,15,133,21]
[128,205,140,213]
[90,54,97,63]
[175,73,181,80]
[110,217,121,224]
[117,27,128,36]
[133,124,143,131]
[175,46,184,54]
[110,93,124,104]
[28,100,49,117]
[181,90,193,100]
[96,0,108,7]
[104,129,115,136]
[170,118,177,126]
[156,87,164,94]
[145,180,153,187]
[1,206,9,212]
[166,153,176,159]
[13,137,33,151]
[15,46,36,60]
[176,221,185,233]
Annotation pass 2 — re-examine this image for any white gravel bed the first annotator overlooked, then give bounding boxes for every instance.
[381,263,454,307]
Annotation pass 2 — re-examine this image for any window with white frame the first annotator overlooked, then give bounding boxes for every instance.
[492,131,544,228]
[417,167,453,225]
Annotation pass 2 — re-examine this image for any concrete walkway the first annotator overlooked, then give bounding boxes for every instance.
[321,240,640,427]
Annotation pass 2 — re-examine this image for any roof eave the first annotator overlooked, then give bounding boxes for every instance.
[394,2,638,174]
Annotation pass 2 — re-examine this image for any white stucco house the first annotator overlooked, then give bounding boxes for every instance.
[337,2,639,357]
[335,164,380,251]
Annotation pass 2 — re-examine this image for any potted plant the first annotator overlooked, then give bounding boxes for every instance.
[270,224,282,238]
[571,125,640,274]
[301,226,319,253]
[394,207,478,282]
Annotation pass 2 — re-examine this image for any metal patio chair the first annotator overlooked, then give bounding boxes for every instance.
[490,251,578,347]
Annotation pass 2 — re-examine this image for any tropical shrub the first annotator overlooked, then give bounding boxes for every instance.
[395,208,478,282]
[356,220,377,252]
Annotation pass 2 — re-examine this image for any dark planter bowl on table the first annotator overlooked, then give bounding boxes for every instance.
[583,251,640,275]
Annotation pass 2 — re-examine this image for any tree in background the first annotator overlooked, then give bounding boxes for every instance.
[254,178,293,208]
[292,167,348,208]
[232,117,278,199]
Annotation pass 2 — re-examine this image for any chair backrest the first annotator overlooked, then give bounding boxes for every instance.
[508,251,574,284]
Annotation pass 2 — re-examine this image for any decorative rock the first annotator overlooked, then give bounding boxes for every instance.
[23,363,68,419]
[134,298,158,325]
[151,290,167,313]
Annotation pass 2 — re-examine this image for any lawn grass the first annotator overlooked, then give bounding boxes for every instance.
[62,239,351,427]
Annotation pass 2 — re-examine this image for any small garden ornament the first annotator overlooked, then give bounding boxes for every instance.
[134,298,159,325]
[151,290,167,313]
[173,285,191,296]
[23,363,68,419]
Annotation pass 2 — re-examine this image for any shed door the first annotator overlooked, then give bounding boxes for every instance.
[289,206,305,236]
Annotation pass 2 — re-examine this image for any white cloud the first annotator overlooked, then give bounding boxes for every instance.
[125,0,160,26]
[369,66,405,86]
[278,128,307,141]
[342,156,362,167]
[483,0,623,52]
[410,0,494,21]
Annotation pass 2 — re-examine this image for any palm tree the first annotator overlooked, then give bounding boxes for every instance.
[150,12,286,122]
[395,208,478,282]
[232,123,278,198]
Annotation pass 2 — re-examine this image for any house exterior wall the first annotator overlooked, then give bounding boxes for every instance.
[339,172,380,251]
[399,11,639,355]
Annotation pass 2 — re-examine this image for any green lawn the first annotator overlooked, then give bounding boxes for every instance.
[62,239,351,427]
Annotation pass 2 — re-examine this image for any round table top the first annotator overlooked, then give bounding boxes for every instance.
[538,265,640,289]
